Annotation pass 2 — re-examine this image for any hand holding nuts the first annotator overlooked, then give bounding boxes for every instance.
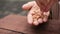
[31,9,50,25]
[22,1,50,26]
[27,2,50,26]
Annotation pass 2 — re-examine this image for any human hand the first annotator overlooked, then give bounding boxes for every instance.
[22,1,50,26]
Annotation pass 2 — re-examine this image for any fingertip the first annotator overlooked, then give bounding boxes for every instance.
[43,18,48,22]
[22,4,25,10]
[43,11,50,16]
[22,4,29,10]
[33,20,39,26]
[22,1,36,10]
[38,18,43,23]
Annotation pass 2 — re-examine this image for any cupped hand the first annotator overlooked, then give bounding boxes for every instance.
[22,1,50,26]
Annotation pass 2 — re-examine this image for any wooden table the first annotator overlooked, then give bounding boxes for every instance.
[0,14,60,34]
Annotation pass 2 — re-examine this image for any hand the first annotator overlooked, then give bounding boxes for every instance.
[22,1,50,26]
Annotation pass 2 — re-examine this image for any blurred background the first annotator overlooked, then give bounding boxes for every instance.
[0,0,60,19]
[0,0,34,19]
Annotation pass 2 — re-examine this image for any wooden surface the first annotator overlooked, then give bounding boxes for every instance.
[0,14,60,34]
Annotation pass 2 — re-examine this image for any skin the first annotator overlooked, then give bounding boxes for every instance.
[22,1,50,26]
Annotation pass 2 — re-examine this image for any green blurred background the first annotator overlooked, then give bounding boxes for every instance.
[0,0,60,19]
[0,0,34,18]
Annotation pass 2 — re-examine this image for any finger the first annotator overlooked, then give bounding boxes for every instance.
[27,13,33,24]
[38,18,43,23]
[33,19,39,26]
[43,11,50,22]
[22,1,35,10]
[27,5,39,25]
[43,11,50,16]
[27,5,36,24]
[43,17,48,22]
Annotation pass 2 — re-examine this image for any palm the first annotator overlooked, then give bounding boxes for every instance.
[22,1,50,26]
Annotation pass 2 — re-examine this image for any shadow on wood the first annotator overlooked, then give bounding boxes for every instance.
[0,14,60,34]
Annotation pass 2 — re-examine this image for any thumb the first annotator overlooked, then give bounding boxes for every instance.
[22,1,35,10]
